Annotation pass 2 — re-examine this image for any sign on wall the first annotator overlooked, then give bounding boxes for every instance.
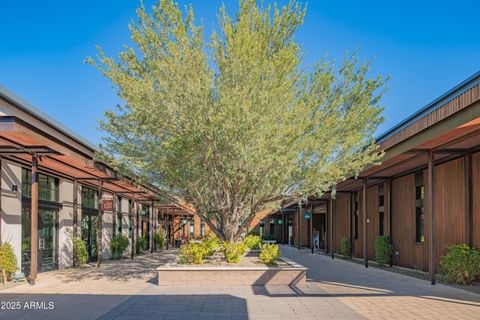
[304,212,311,220]
[102,199,113,211]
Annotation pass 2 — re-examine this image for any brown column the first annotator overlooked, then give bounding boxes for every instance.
[363,178,368,268]
[427,151,436,285]
[310,203,314,254]
[112,193,117,237]
[330,197,334,259]
[72,179,78,266]
[97,180,103,267]
[324,201,328,252]
[297,206,301,250]
[281,212,285,245]
[150,201,154,253]
[0,157,2,244]
[348,192,353,258]
[30,155,39,280]
[131,198,136,259]
[464,152,472,246]
[387,179,393,267]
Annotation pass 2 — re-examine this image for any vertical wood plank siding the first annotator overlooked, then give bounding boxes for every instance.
[434,158,466,267]
[472,152,480,248]
[367,185,379,260]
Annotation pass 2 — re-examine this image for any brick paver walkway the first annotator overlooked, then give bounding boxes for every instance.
[0,246,478,319]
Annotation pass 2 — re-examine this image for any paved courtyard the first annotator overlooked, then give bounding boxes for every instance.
[0,246,479,319]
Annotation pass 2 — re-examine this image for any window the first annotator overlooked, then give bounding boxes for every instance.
[354,192,359,239]
[259,220,265,236]
[116,196,122,234]
[415,172,425,243]
[378,184,385,236]
[269,219,275,237]
[200,219,205,237]
[82,187,98,209]
[22,168,59,202]
[190,220,194,238]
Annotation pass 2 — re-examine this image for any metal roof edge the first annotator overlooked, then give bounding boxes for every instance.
[0,84,98,152]
[376,71,480,144]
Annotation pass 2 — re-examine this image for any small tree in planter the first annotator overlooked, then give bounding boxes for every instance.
[244,235,263,250]
[222,242,247,263]
[374,235,393,265]
[136,235,148,253]
[339,236,351,258]
[0,242,17,284]
[260,244,280,266]
[110,235,129,259]
[154,231,166,250]
[179,242,204,264]
[440,244,480,284]
[73,237,88,267]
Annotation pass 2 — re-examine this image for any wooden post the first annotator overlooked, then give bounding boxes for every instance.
[72,179,78,266]
[310,203,315,254]
[150,202,154,254]
[428,151,436,285]
[387,179,393,267]
[30,155,39,280]
[97,180,103,267]
[348,192,353,258]
[363,178,368,268]
[464,152,472,246]
[281,212,285,245]
[0,157,2,244]
[324,201,328,252]
[297,206,301,250]
[112,193,117,237]
[330,198,334,259]
[131,198,136,259]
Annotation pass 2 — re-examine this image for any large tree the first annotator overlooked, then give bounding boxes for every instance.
[89,0,385,242]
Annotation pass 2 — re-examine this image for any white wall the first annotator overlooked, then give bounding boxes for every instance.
[59,178,74,268]
[0,160,22,270]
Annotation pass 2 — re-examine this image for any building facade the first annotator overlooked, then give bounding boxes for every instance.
[0,85,202,279]
[267,71,480,284]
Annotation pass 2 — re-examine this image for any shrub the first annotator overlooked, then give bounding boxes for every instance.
[110,234,129,259]
[339,236,351,257]
[200,235,219,257]
[260,244,280,266]
[222,242,247,263]
[179,242,204,264]
[0,242,17,283]
[440,244,480,284]
[73,237,88,267]
[244,235,263,250]
[154,231,166,250]
[136,235,148,253]
[374,235,393,265]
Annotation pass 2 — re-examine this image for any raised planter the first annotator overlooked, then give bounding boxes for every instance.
[157,257,307,286]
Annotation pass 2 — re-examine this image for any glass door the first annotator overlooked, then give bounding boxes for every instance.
[39,209,58,271]
[81,213,98,262]
[21,208,58,274]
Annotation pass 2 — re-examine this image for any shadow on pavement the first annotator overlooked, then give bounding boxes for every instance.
[0,293,248,320]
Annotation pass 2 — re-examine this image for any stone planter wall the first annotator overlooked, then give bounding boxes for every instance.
[157,257,307,286]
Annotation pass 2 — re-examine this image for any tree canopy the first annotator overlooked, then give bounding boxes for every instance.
[88,0,385,241]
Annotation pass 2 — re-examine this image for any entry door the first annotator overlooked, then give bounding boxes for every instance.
[81,214,98,262]
[288,219,293,245]
[39,209,58,271]
[21,208,59,274]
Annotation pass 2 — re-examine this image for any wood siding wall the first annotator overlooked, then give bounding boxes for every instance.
[434,158,466,264]
[472,152,480,248]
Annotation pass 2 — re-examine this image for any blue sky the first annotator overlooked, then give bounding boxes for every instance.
[1,0,479,146]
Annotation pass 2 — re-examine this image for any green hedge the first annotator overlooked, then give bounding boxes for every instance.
[339,236,351,257]
[374,235,393,265]
[440,244,480,284]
